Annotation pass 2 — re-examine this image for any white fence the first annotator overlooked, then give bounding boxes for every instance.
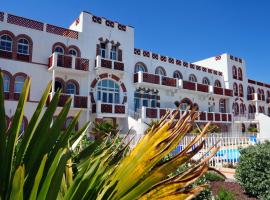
[123,133,261,168]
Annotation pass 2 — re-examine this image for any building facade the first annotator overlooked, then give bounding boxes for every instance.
[1,11,270,138]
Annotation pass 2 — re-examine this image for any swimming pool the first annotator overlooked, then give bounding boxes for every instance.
[171,146,241,162]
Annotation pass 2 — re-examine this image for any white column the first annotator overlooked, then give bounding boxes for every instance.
[86,72,91,134]
[51,69,55,100]
[71,55,76,69]
[96,55,101,68]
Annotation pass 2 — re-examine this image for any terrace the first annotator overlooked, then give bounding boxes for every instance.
[48,53,89,74]
[134,71,233,97]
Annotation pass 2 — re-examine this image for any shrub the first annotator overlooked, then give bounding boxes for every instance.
[236,141,270,199]
[215,187,235,200]
[204,171,225,182]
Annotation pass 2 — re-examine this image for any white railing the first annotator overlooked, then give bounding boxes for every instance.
[233,114,256,121]
[122,133,262,168]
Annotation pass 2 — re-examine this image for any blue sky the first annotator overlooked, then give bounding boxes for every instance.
[2,0,270,82]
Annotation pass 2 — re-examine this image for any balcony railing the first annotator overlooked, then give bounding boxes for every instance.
[247,93,265,101]
[134,72,177,87]
[182,81,196,90]
[134,72,233,96]
[91,101,128,117]
[48,93,88,108]
[48,53,89,71]
[95,55,124,72]
[197,83,209,93]
[140,106,232,123]
[0,50,12,59]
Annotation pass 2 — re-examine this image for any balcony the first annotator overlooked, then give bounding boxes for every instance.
[140,106,232,123]
[134,72,177,89]
[48,93,88,109]
[48,53,89,75]
[247,93,265,101]
[16,53,30,62]
[95,55,124,76]
[91,101,128,118]
[211,87,233,97]
[0,50,12,59]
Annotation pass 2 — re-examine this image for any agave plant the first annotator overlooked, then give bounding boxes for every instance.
[0,70,219,200]
[0,71,89,200]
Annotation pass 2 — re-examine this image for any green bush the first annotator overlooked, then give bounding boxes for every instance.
[215,187,235,200]
[236,141,270,199]
[204,171,225,182]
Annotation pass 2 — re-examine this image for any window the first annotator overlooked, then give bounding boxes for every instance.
[214,80,221,87]
[173,70,183,79]
[239,84,244,96]
[238,68,243,80]
[66,82,76,94]
[233,103,239,115]
[202,77,210,85]
[232,66,237,78]
[189,74,197,83]
[135,62,147,73]
[134,89,159,111]
[14,76,25,93]
[155,67,166,76]
[54,46,64,54]
[180,98,193,110]
[240,103,245,114]
[0,34,12,52]
[110,45,117,60]
[3,74,10,92]
[233,83,238,96]
[219,99,226,113]
[20,119,26,134]
[68,49,77,56]
[97,79,120,104]
[17,38,29,55]
[247,86,252,95]
[54,80,63,92]
[100,43,106,58]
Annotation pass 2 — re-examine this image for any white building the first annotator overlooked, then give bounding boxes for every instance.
[1,11,270,138]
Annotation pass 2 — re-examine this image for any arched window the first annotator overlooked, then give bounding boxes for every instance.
[110,45,117,60]
[247,86,252,95]
[100,43,106,58]
[233,83,238,96]
[180,98,193,110]
[66,82,76,94]
[189,74,197,83]
[17,38,29,55]
[202,77,210,85]
[214,80,221,88]
[232,66,237,78]
[248,105,253,114]
[240,103,245,114]
[54,80,64,92]
[14,76,25,93]
[155,67,166,76]
[238,68,243,80]
[233,103,239,115]
[219,99,226,113]
[3,73,10,92]
[54,46,64,54]
[173,70,183,79]
[68,48,77,56]
[239,84,244,97]
[134,62,147,73]
[97,79,120,104]
[0,34,13,52]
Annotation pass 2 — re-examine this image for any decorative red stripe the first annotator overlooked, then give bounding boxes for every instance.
[7,14,43,31]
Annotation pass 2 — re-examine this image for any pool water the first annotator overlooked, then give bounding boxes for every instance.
[171,146,241,162]
[216,149,240,162]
